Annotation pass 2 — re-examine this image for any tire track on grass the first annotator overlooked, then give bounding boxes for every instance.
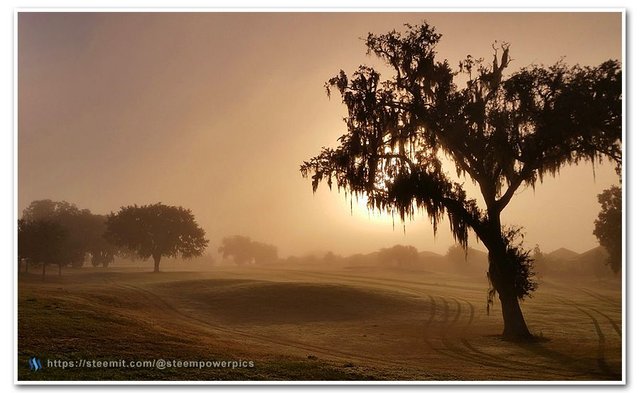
[240,270,596,379]
[440,297,450,326]
[293,270,560,376]
[295,270,619,379]
[440,297,590,379]
[432,298,526,373]
[274,270,506,372]
[446,289,620,379]
[448,298,461,327]
[465,300,475,326]
[434,297,516,370]
[579,288,620,308]
[553,296,615,377]
[430,294,557,375]
[421,295,438,333]
[435,298,569,376]
[587,307,621,337]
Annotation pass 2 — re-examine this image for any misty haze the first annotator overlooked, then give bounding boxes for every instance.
[17,12,623,382]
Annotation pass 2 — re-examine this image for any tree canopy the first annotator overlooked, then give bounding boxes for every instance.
[18,218,67,275]
[19,199,118,272]
[300,22,621,339]
[377,244,419,269]
[84,214,118,267]
[105,203,209,272]
[302,24,620,248]
[22,200,93,268]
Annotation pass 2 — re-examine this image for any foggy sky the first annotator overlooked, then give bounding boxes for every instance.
[18,12,622,257]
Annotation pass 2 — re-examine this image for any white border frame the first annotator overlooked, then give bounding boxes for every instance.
[12,7,627,386]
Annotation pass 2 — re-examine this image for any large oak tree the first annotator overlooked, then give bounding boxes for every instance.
[105,203,209,272]
[301,23,621,339]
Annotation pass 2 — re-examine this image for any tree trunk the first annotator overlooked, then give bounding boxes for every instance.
[487,252,532,340]
[58,263,62,276]
[498,289,531,339]
[484,212,533,340]
[42,262,46,279]
[25,260,29,274]
[153,254,161,273]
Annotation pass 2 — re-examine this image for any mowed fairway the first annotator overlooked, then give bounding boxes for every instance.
[18,266,622,381]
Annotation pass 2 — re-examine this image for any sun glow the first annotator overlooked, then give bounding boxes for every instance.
[338,193,407,227]
[335,153,485,229]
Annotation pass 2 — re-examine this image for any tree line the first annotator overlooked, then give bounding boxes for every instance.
[18,200,208,275]
[17,199,287,275]
[17,196,619,278]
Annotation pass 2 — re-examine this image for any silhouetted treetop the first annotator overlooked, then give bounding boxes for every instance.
[303,23,621,249]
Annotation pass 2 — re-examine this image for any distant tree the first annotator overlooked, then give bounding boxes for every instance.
[218,236,279,265]
[445,244,489,275]
[252,242,279,264]
[377,245,419,268]
[21,199,98,268]
[105,203,209,272]
[346,252,379,267]
[197,253,217,266]
[594,185,622,274]
[323,251,340,264]
[218,236,254,265]
[531,245,544,262]
[20,200,123,270]
[84,214,118,268]
[18,218,67,277]
[21,199,76,222]
[445,244,466,264]
[529,244,547,277]
[17,219,30,273]
[300,22,621,339]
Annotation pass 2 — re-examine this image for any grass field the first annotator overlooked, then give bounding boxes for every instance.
[17,265,623,382]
